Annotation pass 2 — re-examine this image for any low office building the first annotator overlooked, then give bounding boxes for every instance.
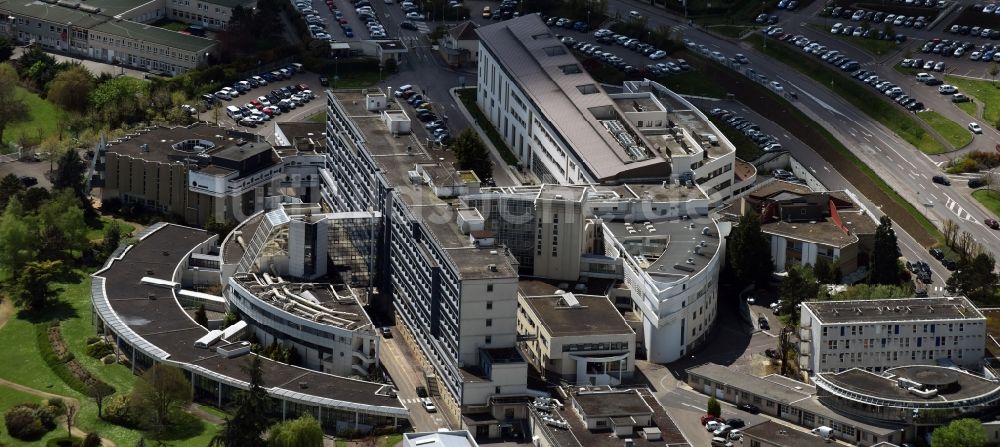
[92,124,313,226]
[403,430,479,447]
[718,181,876,274]
[799,297,986,374]
[165,0,256,30]
[221,204,381,377]
[528,387,686,447]
[92,223,408,432]
[440,21,479,66]
[814,365,1000,426]
[687,363,905,445]
[516,290,635,385]
[0,0,216,75]
[741,420,833,447]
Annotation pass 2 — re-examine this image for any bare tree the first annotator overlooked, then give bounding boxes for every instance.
[66,403,77,438]
[943,220,959,249]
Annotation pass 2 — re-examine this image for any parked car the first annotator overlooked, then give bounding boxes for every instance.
[416,386,428,397]
[738,403,760,414]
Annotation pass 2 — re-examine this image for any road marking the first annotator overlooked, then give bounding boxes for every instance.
[681,402,702,410]
[943,193,978,223]
[823,166,830,172]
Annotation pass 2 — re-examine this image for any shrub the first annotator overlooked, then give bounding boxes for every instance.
[5,404,55,441]
[82,432,102,447]
[45,397,66,416]
[86,341,114,359]
[103,394,136,427]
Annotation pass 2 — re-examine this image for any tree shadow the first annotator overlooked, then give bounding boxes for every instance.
[151,411,206,442]
[16,299,79,324]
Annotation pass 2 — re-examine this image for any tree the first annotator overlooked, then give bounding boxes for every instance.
[65,403,77,441]
[727,213,774,287]
[946,253,999,305]
[92,383,109,419]
[102,222,123,258]
[706,396,721,417]
[0,173,24,210]
[869,216,901,285]
[47,65,94,113]
[778,264,819,322]
[82,432,102,447]
[0,197,36,276]
[931,418,986,447]
[194,304,209,327]
[0,63,29,145]
[266,414,323,447]
[0,36,13,62]
[450,128,493,180]
[89,76,148,126]
[53,149,86,192]
[129,364,193,434]
[13,48,58,92]
[37,190,88,259]
[8,260,63,310]
[209,356,269,447]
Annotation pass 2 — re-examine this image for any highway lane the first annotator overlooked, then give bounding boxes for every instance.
[604,0,1000,262]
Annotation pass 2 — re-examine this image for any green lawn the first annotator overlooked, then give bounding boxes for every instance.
[0,272,219,446]
[917,110,973,151]
[4,86,61,147]
[308,111,327,123]
[151,19,189,32]
[85,217,137,243]
[973,189,1000,218]
[944,75,1000,125]
[748,35,948,155]
[330,71,382,89]
[0,385,72,447]
[456,87,519,165]
[956,100,977,117]
[708,116,763,161]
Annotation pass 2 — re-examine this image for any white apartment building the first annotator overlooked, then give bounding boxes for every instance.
[799,297,986,374]
[475,15,752,203]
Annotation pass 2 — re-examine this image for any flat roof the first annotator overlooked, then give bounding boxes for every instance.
[573,390,651,418]
[91,19,216,52]
[332,90,517,280]
[686,363,813,405]
[818,366,1000,405]
[105,124,264,163]
[476,15,670,181]
[603,218,720,280]
[521,294,633,337]
[0,0,108,28]
[95,223,404,410]
[802,297,984,324]
[601,182,706,202]
[539,388,687,447]
[741,420,831,447]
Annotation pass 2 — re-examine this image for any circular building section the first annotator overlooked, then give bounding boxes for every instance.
[814,365,1000,425]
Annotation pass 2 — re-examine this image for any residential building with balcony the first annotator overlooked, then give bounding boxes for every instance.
[516,289,636,385]
[799,297,986,374]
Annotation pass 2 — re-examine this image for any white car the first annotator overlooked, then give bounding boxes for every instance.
[915,72,934,82]
[648,50,667,60]
[969,122,983,134]
[770,81,784,93]
[628,10,643,19]
[938,84,957,94]
[831,22,843,33]
[256,96,272,107]
[706,420,721,432]
[406,11,425,20]
[422,398,437,413]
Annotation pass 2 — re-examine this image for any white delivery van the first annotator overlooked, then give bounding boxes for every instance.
[812,426,834,440]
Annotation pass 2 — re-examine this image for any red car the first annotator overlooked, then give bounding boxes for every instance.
[986,218,999,230]
[700,414,719,425]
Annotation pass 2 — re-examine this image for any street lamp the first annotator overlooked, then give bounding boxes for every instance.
[334,56,339,87]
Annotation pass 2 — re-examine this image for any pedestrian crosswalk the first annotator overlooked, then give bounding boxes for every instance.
[401,397,424,404]
[944,194,978,223]
[415,22,430,33]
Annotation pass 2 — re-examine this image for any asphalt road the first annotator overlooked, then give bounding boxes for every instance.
[606,0,1000,264]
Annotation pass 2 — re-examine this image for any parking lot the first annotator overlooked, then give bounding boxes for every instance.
[203,69,328,130]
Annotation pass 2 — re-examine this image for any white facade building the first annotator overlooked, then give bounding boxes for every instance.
[475,15,748,203]
[799,297,986,374]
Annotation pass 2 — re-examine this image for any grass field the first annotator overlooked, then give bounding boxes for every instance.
[956,100,978,117]
[308,111,327,123]
[917,110,973,150]
[973,189,1000,218]
[945,75,1000,125]
[748,34,948,155]
[0,263,219,446]
[3,87,61,147]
